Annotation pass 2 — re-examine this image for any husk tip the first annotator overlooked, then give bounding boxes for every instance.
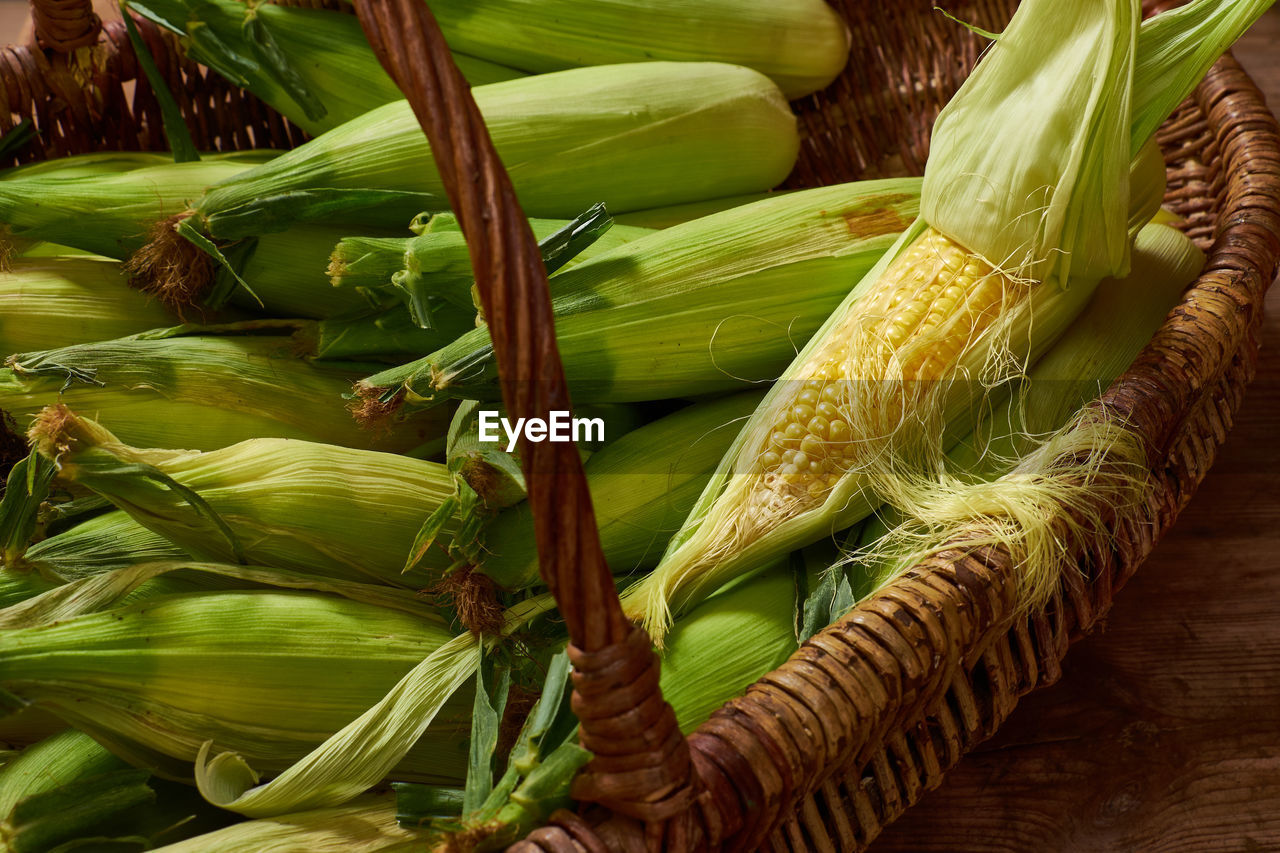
[123,212,215,315]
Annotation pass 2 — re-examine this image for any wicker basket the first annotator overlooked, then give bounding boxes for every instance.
[5,0,1279,850]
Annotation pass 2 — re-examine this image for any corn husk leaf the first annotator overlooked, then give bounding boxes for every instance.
[195,595,554,818]
[0,152,277,260]
[28,408,460,587]
[0,585,468,784]
[128,0,524,134]
[150,794,429,853]
[423,0,849,98]
[0,257,174,356]
[2,322,444,452]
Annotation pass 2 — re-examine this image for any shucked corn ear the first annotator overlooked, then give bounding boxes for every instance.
[479,391,764,591]
[0,151,277,260]
[0,587,469,784]
[162,61,798,243]
[28,407,460,587]
[625,0,1270,641]
[1,322,444,452]
[356,180,921,410]
[128,0,523,135]
[0,257,173,356]
[852,221,1204,599]
[422,0,849,99]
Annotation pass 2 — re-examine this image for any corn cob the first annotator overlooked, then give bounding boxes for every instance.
[135,61,799,305]
[19,510,190,581]
[0,257,173,357]
[0,587,469,784]
[128,0,524,135]
[2,323,444,452]
[0,151,278,260]
[151,794,427,853]
[421,0,848,99]
[851,221,1204,600]
[356,180,921,411]
[624,0,1268,641]
[29,407,458,587]
[479,391,764,591]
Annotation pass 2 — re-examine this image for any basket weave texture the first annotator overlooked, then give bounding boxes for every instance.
[5,0,1280,850]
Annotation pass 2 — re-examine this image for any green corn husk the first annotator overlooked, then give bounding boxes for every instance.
[129,0,524,135]
[0,587,470,784]
[0,570,57,609]
[849,221,1204,597]
[479,391,764,591]
[356,180,922,410]
[29,407,459,587]
[172,61,799,244]
[612,192,782,229]
[151,794,427,853]
[624,0,1270,642]
[0,258,174,357]
[0,730,127,819]
[1,323,445,452]
[19,510,190,581]
[658,560,800,732]
[0,151,279,260]
[329,213,654,316]
[0,152,178,181]
[225,225,402,319]
[421,0,848,99]
[0,729,150,853]
[313,307,475,363]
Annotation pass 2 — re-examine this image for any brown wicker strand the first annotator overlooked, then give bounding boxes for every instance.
[29,0,101,52]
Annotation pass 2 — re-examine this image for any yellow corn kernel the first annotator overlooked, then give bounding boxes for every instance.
[741,227,1013,519]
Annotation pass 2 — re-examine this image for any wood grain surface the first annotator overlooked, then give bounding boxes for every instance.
[870,11,1280,852]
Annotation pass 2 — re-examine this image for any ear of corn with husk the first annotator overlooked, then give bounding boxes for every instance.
[0,584,469,784]
[27,407,458,587]
[847,221,1204,602]
[0,257,174,356]
[1,322,445,452]
[356,179,921,410]
[624,0,1268,642]
[329,212,654,325]
[421,0,848,99]
[126,0,524,135]
[0,151,278,260]
[182,62,799,237]
[0,728,150,853]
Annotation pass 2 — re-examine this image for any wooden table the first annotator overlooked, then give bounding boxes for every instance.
[871,11,1280,852]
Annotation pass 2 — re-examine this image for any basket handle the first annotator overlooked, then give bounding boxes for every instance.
[28,0,102,51]
[350,0,700,829]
